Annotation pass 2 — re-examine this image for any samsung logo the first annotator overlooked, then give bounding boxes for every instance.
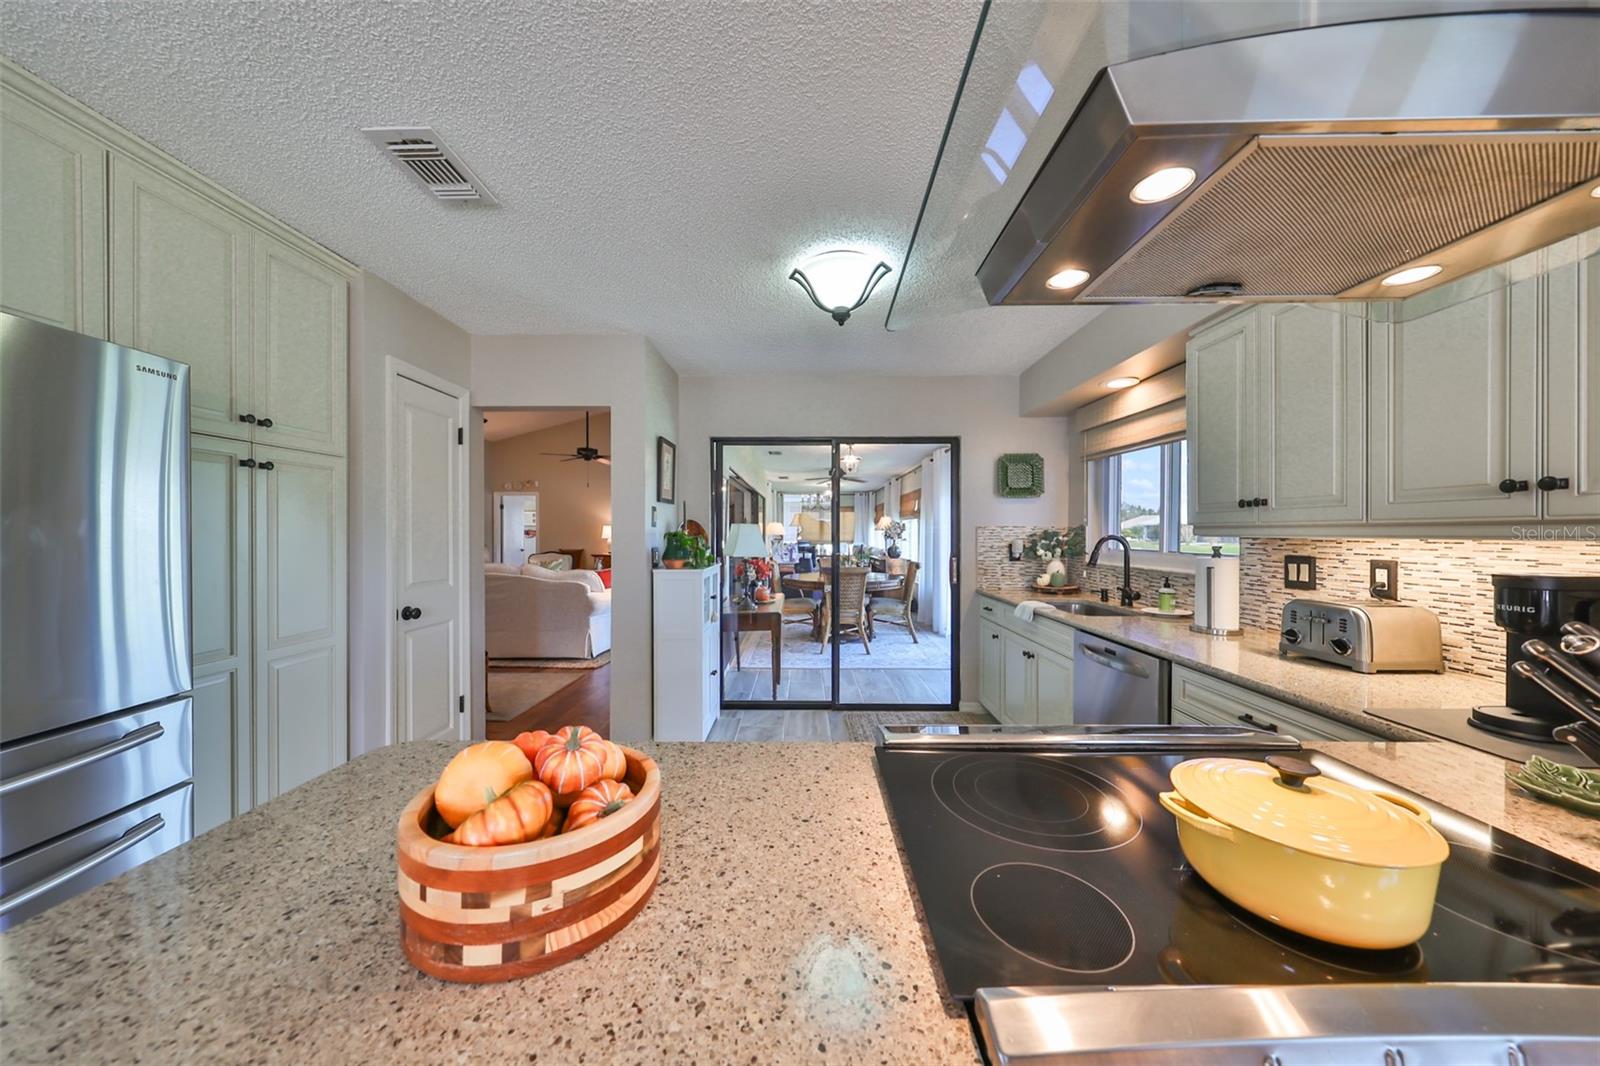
[136,364,176,381]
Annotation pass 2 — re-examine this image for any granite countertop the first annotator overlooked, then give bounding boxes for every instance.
[0,741,978,1065]
[978,587,1503,740]
[4,738,1599,1063]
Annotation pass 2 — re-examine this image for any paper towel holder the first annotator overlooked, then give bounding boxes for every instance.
[1190,545,1242,637]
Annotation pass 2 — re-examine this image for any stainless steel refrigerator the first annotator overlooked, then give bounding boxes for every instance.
[0,312,194,929]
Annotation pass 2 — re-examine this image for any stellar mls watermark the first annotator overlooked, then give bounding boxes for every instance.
[1511,525,1599,541]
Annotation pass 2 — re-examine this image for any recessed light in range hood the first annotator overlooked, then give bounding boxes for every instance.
[977,11,1600,305]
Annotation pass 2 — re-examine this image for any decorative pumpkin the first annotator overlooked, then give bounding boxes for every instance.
[446,780,554,846]
[535,818,559,839]
[512,730,553,769]
[563,779,634,832]
[435,741,532,828]
[596,738,626,782]
[533,726,614,795]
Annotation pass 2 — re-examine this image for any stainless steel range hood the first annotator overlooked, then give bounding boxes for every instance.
[978,10,1600,306]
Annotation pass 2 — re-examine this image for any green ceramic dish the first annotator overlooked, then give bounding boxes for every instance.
[1507,755,1600,818]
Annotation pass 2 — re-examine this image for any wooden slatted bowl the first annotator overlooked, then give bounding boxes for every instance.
[397,747,661,983]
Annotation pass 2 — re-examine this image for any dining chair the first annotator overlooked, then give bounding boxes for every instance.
[869,560,920,643]
[819,567,871,654]
[781,588,818,635]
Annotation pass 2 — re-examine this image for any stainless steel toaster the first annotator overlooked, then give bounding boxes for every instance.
[1279,599,1444,673]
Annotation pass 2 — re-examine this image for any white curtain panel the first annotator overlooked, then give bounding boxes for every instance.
[916,450,952,636]
[853,493,872,550]
[886,476,901,522]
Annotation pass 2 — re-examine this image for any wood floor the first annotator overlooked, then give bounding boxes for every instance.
[485,664,611,740]
[721,667,951,704]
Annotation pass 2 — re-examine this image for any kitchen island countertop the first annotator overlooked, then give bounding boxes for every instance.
[978,587,1505,740]
[3,738,1597,1064]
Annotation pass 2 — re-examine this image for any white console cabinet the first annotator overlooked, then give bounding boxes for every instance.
[653,566,722,741]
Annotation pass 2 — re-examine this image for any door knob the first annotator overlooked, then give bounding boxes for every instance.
[1498,478,1529,494]
[1537,475,1570,492]
[257,460,275,471]
[401,606,422,621]
[257,417,273,428]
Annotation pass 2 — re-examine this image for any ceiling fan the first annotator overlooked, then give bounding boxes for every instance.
[806,474,865,485]
[543,411,609,465]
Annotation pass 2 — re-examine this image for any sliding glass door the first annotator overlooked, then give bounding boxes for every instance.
[712,437,958,711]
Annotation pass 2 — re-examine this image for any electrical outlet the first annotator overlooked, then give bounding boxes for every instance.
[1370,559,1399,601]
[1284,554,1318,590]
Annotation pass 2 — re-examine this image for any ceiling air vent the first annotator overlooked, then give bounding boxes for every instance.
[361,126,496,205]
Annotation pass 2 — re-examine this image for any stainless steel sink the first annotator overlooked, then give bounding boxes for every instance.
[1051,601,1140,617]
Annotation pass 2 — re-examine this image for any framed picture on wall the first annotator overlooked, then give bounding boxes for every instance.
[657,436,676,504]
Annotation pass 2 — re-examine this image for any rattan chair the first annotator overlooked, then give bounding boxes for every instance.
[818,567,871,654]
[869,560,920,643]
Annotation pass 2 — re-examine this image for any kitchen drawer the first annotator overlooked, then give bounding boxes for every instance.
[976,595,1075,658]
[0,696,193,856]
[1170,666,1383,741]
[0,781,191,930]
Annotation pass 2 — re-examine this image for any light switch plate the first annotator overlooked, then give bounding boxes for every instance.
[1370,559,1399,600]
[1284,554,1318,590]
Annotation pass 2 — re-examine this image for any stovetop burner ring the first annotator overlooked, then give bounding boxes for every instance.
[970,862,1137,975]
[931,754,1143,853]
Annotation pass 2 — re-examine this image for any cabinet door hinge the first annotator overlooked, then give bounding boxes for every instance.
[457,427,464,445]
[458,694,465,715]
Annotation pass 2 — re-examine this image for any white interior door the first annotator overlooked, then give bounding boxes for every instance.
[495,492,539,565]
[393,374,465,742]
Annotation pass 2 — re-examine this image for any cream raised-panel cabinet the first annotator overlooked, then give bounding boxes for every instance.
[1367,278,1542,522]
[1186,310,1256,527]
[0,86,107,336]
[1033,646,1074,726]
[190,434,254,834]
[109,153,254,441]
[253,233,348,456]
[252,444,347,801]
[1255,303,1366,526]
[1000,630,1033,725]
[978,619,1003,716]
[1543,252,1600,521]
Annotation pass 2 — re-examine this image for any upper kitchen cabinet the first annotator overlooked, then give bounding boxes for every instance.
[1543,251,1600,521]
[109,154,254,441]
[1188,304,1365,531]
[0,87,107,337]
[252,233,347,455]
[1186,311,1256,528]
[1367,279,1542,523]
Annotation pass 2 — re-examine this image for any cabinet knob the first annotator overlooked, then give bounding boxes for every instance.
[1498,478,1530,494]
[1237,498,1249,509]
[239,413,257,425]
[1537,475,1570,492]
[257,416,274,429]
[1255,497,1269,507]
[238,458,256,468]
[257,460,275,471]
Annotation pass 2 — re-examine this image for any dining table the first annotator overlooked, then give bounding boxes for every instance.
[781,570,904,640]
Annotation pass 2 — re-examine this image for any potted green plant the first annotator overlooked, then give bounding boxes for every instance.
[1026,525,1085,587]
[661,530,694,569]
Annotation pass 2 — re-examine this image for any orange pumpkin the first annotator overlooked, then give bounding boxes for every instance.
[435,741,532,828]
[596,738,627,782]
[512,730,553,769]
[562,779,634,832]
[533,726,613,795]
[534,818,559,839]
[446,780,554,846]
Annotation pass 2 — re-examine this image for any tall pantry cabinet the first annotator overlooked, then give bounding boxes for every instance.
[0,61,352,834]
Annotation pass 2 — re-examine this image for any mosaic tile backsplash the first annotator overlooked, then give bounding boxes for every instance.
[978,526,1600,680]
[1239,538,1600,678]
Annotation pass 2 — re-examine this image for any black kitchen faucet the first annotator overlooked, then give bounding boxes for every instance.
[1088,534,1142,608]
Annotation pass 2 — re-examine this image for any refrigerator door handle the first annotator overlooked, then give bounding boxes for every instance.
[0,722,165,796]
[0,815,164,917]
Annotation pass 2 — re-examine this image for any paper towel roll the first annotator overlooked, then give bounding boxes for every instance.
[1191,554,1242,635]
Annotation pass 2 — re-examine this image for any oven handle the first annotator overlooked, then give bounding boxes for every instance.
[1078,644,1149,679]
[0,722,166,796]
[0,815,164,917]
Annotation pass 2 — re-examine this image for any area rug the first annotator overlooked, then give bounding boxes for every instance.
[489,650,610,671]
[486,670,583,721]
[741,624,952,670]
[840,710,996,743]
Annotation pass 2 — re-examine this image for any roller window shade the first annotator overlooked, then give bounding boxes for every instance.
[1081,398,1187,459]
[900,489,922,516]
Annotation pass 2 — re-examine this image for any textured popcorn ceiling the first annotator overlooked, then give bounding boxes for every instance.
[0,0,1100,375]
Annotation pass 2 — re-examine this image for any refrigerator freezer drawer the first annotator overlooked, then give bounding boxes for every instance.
[0,697,193,857]
[0,781,192,930]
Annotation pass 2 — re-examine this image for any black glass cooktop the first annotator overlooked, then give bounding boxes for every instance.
[876,747,1600,999]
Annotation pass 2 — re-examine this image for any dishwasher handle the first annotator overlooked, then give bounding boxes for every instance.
[1078,643,1150,679]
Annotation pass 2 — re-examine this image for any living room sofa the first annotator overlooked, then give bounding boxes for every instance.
[485,562,611,659]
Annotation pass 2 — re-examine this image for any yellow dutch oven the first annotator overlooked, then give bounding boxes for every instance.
[1158,754,1450,950]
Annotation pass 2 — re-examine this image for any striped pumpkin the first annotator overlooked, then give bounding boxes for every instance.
[534,726,619,795]
[446,780,554,846]
[563,779,634,832]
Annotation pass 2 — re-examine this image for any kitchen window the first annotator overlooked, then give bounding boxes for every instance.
[1089,439,1237,562]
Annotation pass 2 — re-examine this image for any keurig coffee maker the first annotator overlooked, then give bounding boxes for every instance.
[1471,573,1600,738]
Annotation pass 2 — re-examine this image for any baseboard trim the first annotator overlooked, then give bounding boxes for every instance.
[958,700,987,714]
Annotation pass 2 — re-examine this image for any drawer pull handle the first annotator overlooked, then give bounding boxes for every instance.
[0,722,166,795]
[1237,712,1279,733]
[0,815,164,917]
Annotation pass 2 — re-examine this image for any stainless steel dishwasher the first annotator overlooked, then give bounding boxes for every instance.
[1072,632,1169,725]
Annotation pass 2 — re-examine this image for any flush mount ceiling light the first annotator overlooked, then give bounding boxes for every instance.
[1104,376,1142,390]
[789,249,893,325]
[1045,268,1091,290]
[1380,264,1444,287]
[1129,166,1196,204]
